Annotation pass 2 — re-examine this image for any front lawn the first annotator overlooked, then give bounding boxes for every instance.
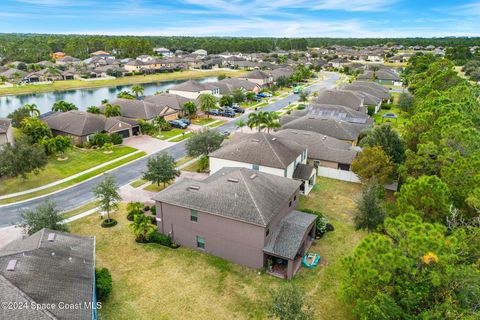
[143,183,170,192]
[0,146,137,196]
[191,117,216,126]
[207,120,227,128]
[70,177,364,320]
[157,128,187,140]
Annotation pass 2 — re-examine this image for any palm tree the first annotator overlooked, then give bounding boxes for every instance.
[247,112,263,132]
[131,85,144,97]
[129,214,155,243]
[104,103,121,117]
[235,119,246,132]
[52,100,77,112]
[262,112,281,133]
[199,93,217,118]
[87,106,101,114]
[182,101,197,119]
[24,103,40,117]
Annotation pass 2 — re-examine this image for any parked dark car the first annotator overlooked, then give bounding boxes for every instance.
[220,109,236,117]
[231,105,245,113]
[168,120,188,129]
[178,118,191,125]
[253,96,262,102]
[207,109,221,116]
[219,130,230,137]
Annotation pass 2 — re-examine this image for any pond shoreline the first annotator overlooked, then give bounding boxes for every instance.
[0,69,245,97]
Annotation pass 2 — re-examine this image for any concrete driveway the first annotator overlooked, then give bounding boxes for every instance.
[123,135,173,155]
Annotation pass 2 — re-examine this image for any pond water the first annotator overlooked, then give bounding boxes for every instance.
[0,77,217,117]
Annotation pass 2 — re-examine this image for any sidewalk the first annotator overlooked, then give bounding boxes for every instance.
[0,150,144,201]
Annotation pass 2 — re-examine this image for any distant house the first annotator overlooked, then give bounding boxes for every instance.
[136,55,154,63]
[280,116,372,146]
[0,68,27,82]
[153,167,317,279]
[342,82,391,102]
[50,51,65,60]
[144,93,195,116]
[0,228,96,320]
[106,98,178,121]
[209,132,316,195]
[124,60,145,72]
[192,49,208,56]
[91,50,111,57]
[294,104,372,125]
[210,78,261,95]
[274,129,360,183]
[357,69,402,86]
[238,70,273,87]
[55,56,81,66]
[314,89,366,113]
[0,118,14,147]
[154,47,173,57]
[168,80,220,99]
[43,110,140,144]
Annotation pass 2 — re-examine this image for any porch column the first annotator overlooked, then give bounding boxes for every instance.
[287,260,294,280]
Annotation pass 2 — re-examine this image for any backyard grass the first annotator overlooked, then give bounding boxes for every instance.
[0,69,246,96]
[0,146,137,196]
[69,177,364,320]
[157,128,187,140]
[373,105,410,135]
[191,117,216,126]
[0,151,146,205]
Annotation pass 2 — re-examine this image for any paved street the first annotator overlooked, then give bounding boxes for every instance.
[0,72,339,227]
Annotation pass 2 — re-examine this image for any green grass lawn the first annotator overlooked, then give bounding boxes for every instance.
[169,133,192,142]
[69,177,363,320]
[130,179,147,188]
[208,120,227,128]
[157,128,187,140]
[62,201,99,219]
[143,183,170,192]
[181,159,207,172]
[0,151,146,205]
[175,156,194,167]
[191,117,216,126]
[373,105,410,135]
[0,146,136,196]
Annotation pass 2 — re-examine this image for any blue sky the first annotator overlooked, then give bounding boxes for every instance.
[1,0,480,37]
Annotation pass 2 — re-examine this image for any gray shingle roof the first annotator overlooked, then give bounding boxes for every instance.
[292,163,314,180]
[358,69,401,81]
[241,69,271,80]
[263,210,317,260]
[281,116,370,141]
[169,80,218,92]
[307,104,370,124]
[43,111,134,136]
[153,167,301,227]
[107,99,174,120]
[209,132,305,169]
[144,93,194,111]
[275,129,358,164]
[0,229,95,320]
[341,83,390,100]
[352,80,390,94]
[314,89,364,112]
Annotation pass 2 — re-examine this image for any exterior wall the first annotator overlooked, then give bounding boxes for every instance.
[51,129,86,145]
[264,189,300,247]
[156,202,266,269]
[319,160,338,169]
[0,125,14,146]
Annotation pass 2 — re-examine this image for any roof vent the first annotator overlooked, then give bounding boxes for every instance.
[251,138,260,142]
[322,136,327,140]
[188,185,200,191]
[51,252,55,256]
[68,257,73,262]
[271,137,277,141]
[250,174,257,180]
[47,233,56,242]
[6,260,17,271]
[227,178,239,183]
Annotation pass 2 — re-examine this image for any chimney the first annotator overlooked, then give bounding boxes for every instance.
[47,233,56,242]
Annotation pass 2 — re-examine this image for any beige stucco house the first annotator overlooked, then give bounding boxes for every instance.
[0,118,14,147]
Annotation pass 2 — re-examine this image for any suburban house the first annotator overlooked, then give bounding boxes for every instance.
[43,110,140,144]
[209,132,316,195]
[168,80,220,99]
[274,129,360,183]
[106,98,178,121]
[238,70,273,87]
[192,49,208,56]
[144,93,195,116]
[55,56,81,66]
[314,89,366,113]
[0,229,97,320]
[211,78,261,95]
[342,82,391,102]
[280,116,372,146]
[154,47,173,57]
[124,60,145,72]
[292,104,372,125]
[153,167,317,279]
[0,118,14,147]
[136,55,154,63]
[51,51,66,59]
[357,69,402,86]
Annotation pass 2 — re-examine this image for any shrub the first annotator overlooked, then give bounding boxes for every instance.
[127,210,143,221]
[110,133,123,145]
[381,103,393,110]
[197,155,209,172]
[367,105,376,116]
[143,206,150,212]
[91,133,111,147]
[147,230,172,247]
[150,205,156,214]
[296,104,306,110]
[95,267,112,302]
[101,218,117,228]
[148,215,157,225]
[300,208,332,237]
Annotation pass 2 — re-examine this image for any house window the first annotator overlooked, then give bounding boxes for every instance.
[294,195,297,201]
[284,169,287,177]
[196,236,205,249]
[252,164,259,171]
[266,228,270,237]
[289,199,292,207]
[190,209,198,222]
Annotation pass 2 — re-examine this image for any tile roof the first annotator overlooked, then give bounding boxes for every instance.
[209,132,305,169]
[263,210,317,260]
[153,167,301,227]
[0,229,95,320]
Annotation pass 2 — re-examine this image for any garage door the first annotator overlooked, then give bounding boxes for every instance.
[116,129,131,138]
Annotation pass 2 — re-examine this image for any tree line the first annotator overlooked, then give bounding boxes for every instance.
[2,33,480,63]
